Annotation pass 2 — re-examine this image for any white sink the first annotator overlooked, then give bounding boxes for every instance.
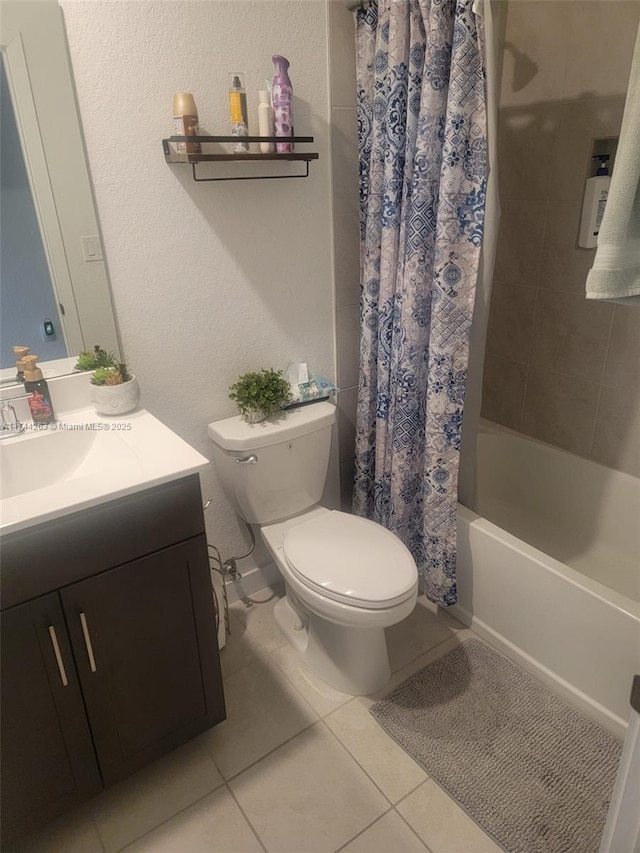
[0,407,209,533]
[0,426,137,499]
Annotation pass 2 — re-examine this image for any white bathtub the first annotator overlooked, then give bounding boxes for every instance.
[454,421,640,737]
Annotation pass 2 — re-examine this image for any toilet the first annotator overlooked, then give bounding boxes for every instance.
[208,401,418,694]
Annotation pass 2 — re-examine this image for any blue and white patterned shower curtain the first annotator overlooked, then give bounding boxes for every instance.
[352,0,487,606]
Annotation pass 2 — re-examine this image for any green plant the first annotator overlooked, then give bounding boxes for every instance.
[75,345,118,372]
[90,361,132,386]
[229,368,292,420]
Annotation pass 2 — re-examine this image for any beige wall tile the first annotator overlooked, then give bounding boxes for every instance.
[550,98,626,202]
[337,305,361,388]
[562,1,640,101]
[530,290,613,382]
[500,1,569,109]
[337,383,358,461]
[329,0,358,109]
[591,385,640,478]
[493,200,547,286]
[522,367,599,456]
[602,306,640,392]
[335,213,360,308]
[497,104,561,201]
[486,283,536,364]
[332,107,359,216]
[341,457,356,511]
[481,354,527,431]
[539,201,596,293]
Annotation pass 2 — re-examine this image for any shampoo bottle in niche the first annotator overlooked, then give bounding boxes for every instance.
[272,55,293,153]
[173,93,201,154]
[578,154,611,249]
[229,73,249,153]
[22,355,56,425]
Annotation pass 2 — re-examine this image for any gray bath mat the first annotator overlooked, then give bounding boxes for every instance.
[370,640,622,853]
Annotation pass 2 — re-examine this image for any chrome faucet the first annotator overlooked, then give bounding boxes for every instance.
[0,392,33,439]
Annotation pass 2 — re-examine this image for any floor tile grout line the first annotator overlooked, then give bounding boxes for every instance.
[224,781,269,853]
[393,805,435,852]
[318,715,396,806]
[88,813,108,853]
[332,805,394,852]
[112,776,227,853]
[219,718,320,784]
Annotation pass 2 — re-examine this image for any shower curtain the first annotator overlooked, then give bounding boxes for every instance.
[352,0,488,606]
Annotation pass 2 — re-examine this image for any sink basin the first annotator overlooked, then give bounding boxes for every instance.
[0,427,137,499]
[0,407,209,534]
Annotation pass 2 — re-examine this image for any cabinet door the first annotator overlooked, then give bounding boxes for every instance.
[61,535,225,786]
[0,593,102,839]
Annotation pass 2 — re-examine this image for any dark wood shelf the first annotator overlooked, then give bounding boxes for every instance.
[162,135,318,181]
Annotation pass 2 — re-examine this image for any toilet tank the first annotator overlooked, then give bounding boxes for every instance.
[208,402,336,524]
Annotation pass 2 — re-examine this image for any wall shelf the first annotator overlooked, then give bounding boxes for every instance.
[162,135,318,182]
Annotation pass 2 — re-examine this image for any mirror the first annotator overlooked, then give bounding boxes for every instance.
[0,0,120,382]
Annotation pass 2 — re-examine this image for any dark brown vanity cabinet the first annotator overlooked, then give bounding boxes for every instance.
[0,476,225,840]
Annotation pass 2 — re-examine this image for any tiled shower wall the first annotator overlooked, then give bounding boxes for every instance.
[329,0,640,498]
[482,1,640,477]
[329,0,360,509]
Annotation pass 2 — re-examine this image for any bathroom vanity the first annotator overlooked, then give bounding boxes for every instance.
[0,389,225,841]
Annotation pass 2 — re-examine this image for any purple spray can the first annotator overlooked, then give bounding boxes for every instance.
[272,55,294,154]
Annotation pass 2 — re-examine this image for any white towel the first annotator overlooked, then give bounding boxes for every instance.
[586,24,640,305]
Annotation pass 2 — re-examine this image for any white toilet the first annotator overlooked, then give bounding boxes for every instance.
[208,401,418,694]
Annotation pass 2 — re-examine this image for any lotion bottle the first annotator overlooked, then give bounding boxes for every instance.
[22,355,56,425]
[272,55,294,154]
[258,90,275,154]
[578,155,611,249]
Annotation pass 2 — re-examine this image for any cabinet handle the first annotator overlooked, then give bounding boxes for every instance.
[48,625,69,687]
[79,612,97,673]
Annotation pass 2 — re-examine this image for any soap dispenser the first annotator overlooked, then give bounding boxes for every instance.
[22,355,56,425]
[13,345,30,382]
[578,155,611,249]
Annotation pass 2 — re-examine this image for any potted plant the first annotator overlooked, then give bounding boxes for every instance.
[74,345,118,372]
[229,368,292,423]
[90,358,140,416]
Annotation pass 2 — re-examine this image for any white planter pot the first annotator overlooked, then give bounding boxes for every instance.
[91,375,140,416]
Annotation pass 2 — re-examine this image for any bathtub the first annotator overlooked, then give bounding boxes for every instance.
[454,420,640,737]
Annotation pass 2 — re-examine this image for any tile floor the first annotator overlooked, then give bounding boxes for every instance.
[10,586,505,853]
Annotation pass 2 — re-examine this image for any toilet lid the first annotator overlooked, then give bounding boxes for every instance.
[282,511,417,609]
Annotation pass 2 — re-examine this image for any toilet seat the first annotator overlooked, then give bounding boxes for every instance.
[282,510,417,610]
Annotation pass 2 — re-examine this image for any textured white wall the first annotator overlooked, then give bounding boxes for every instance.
[61,0,335,561]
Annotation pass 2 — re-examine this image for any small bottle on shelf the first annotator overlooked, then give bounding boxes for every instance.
[258,90,275,154]
[172,93,201,155]
[229,74,249,153]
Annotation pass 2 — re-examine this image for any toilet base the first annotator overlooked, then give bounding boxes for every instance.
[274,596,391,695]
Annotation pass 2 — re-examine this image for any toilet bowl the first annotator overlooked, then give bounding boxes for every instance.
[262,506,418,693]
[208,402,418,694]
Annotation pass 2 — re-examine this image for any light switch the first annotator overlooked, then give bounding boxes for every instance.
[81,235,103,262]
